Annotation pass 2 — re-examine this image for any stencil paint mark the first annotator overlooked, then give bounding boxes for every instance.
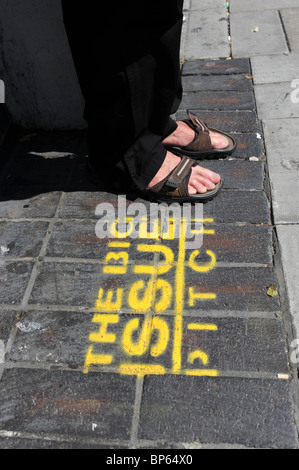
[83,217,218,377]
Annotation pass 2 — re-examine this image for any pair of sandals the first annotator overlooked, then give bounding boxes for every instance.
[144,111,237,203]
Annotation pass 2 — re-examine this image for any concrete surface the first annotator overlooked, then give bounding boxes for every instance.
[234,0,299,353]
[251,54,299,84]
[280,8,299,53]
[276,226,299,341]
[230,10,288,57]
[183,2,230,60]
[262,118,299,224]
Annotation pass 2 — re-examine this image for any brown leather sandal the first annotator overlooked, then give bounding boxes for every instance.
[165,110,237,159]
[143,156,223,203]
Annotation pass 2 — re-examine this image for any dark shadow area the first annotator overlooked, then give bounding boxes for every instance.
[0,127,138,202]
[0,107,12,148]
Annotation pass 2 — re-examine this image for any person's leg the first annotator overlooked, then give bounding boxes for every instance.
[61,0,221,195]
[62,1,136,188]
[61,0,183,189]
[122,0,223,195]
[122,0,184,190]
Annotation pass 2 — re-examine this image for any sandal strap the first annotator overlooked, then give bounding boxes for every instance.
[150,156,195,198]
[165,155,195,189]
[183,110,213,152]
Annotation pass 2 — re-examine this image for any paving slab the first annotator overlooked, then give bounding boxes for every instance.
[171,223,273,264]
[0,369,136,441]
[280,8,299,53]
[0,261,33,305]
[10,310,98,366]
[230,0,299,12]
[180,90,255,111]
[0,221,49,258]
[28,261,142,310]
[139,376,297,448]
[201,190,271,224]
[57,191,121,221]
[27,262,280,314]
[182,58,251,76]
[191,0,228,10]
[48,219,272,265]
[182,74,253,92]
[230,10,288,57]
[0,190,61,219]
[46,221,157,262]
[262,118,299,223]
[251,54,299,84]
[184,5,230,60]
[173,266,280,312]
[9,312,289,373]
[276,225,299,340]
[255,82,299,119]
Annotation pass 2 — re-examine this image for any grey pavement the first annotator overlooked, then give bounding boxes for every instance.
[185,0,299,348]
[230,1,299,343]
[0,0,299,450]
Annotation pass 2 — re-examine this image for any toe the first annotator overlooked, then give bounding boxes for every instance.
[209,131,229,150]
[188,185,197,195]
[189,181,208,194]
[192,165,221,184]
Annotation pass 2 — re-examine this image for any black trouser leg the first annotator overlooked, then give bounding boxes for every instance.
[61,0,184,190]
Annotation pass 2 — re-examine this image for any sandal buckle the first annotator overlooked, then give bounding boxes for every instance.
[166,180,179,189]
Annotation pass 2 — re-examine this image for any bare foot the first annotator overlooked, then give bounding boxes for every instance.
[163,121,229,149]
[148,151,221,195]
